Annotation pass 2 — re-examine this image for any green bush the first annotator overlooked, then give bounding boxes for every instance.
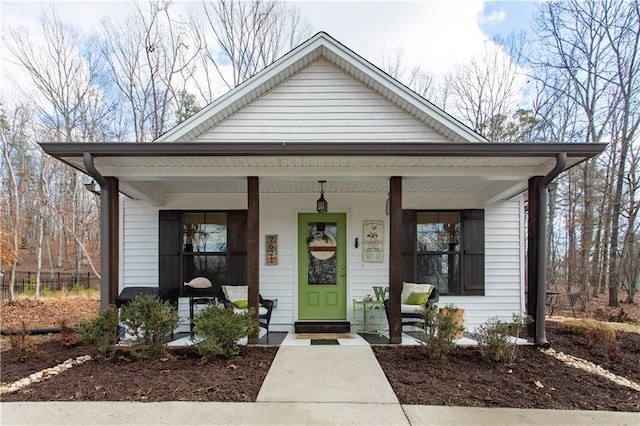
[193,303,260,359]
[120,294,180,359]
[76,305,120,360]
[473,314,532,363]
[415,304,464,361]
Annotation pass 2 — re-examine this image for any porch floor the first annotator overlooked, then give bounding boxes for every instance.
[164,331,525,347]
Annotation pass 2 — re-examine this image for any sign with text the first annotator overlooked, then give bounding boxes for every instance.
[266,234,278,265]
[362,220,384,263]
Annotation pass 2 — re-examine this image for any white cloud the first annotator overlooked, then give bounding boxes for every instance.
[294,0,495,74]
[479,9,507,25]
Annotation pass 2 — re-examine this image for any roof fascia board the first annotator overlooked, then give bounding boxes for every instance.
[40,142,608,159]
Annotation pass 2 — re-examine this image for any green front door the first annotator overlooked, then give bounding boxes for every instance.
[298,213,347,320]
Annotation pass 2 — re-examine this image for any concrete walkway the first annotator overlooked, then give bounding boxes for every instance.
[257,345,397,403]
[1,344,638,425]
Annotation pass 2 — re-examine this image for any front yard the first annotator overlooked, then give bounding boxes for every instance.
[1,297,638,411]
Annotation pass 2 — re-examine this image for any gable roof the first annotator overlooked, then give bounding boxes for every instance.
[156,32,488,144]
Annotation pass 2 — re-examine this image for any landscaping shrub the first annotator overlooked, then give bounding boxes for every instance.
[75,305,120,360]
[120,294,180,359]
[60,320,78,347]
[557,319,618,358]
[473,314,532,363]
[7,321,43,361]
[414,304,464,361]
[193,303,260,359]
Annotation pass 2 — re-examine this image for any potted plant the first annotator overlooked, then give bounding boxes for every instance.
[439,303,466,339]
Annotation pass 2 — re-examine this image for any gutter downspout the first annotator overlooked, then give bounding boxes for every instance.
[83,152,110,310]
[536,152,567,348]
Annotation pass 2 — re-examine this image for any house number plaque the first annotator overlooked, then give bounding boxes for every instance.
[362,220,384,263]
[266,234,278,265]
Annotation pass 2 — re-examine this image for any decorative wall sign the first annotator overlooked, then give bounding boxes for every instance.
[362,220,384,263]
[266,234,278,265]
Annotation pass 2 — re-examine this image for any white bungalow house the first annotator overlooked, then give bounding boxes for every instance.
[41,32,604,345]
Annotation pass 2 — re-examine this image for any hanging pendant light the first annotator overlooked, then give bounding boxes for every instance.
[316,180,328,213]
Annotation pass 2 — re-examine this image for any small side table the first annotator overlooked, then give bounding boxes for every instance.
[352,299,385,336]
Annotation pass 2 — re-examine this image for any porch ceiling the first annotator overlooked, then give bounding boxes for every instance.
[41,141,606,207]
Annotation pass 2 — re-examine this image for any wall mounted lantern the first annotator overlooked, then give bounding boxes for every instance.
[316,180,328,213]
[84,180,100,195]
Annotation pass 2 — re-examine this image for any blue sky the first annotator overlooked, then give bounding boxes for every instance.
[481,1,538,36]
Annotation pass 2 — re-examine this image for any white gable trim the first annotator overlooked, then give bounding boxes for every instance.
[155,32,487,144]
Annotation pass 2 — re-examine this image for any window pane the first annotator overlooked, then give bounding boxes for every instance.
[307,222,337,285]
[416,254,460,294]
[184,255,227,286]
[184,212,227,252]
[417,212,460,252]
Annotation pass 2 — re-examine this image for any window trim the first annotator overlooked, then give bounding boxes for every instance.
[403,209,485,296]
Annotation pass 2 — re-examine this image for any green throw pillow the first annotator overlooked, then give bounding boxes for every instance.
[405,292,429,306]
[232,299,248,309]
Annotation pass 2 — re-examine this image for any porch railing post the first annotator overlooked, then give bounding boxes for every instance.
[389,176,403,344]
[247,176,260,344]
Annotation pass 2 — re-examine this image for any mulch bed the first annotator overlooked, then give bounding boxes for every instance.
[546,322,640,384]
[1,345,277,402]
[1,321,638,410]
[373,345,638,411]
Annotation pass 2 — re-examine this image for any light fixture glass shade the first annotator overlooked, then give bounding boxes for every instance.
[317,180,328,213]
[317,193,328,213]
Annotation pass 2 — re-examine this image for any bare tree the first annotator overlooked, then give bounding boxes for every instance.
[0,105,31,300]
[446,35,527,141]
[98,0,201,141]
[377,49,440,103]
[601,0,640,307]
[3,10,110,291]
[197,0,311,92]
[532,0,616,307]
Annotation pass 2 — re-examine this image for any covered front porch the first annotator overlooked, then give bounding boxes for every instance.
[40,141,605,345]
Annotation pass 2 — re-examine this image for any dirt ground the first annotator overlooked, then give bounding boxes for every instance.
[1,297,639,410]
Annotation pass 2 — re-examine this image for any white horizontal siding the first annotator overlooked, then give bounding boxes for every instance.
[121,199,158,288]
[120,193,524,334]
[196,59,448,144]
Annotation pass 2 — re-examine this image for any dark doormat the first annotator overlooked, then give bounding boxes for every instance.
[310,339,339,345]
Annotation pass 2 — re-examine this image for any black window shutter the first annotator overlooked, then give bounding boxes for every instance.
[159,210,181,294]
[401,210,417,283]
[227,210,248,285]
[462,209,485,295]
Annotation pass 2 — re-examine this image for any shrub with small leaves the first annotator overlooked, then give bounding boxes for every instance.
[76,305,120,360]
[473,314,532,363]
[120,294,180,359]
[414,304,464,361]
[193,303,260,359]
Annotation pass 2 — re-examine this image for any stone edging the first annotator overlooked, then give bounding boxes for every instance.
[0,355,92,395]
[541,347,640,391]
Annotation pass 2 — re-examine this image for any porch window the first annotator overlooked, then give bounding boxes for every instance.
[182,212,228,286]
[159,210,247,299]
[403,209,484,296]
[416,212,461,294]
